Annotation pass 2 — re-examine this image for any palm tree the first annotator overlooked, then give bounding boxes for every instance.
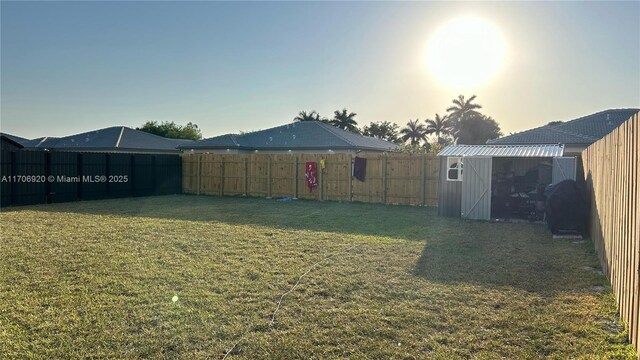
[425,113,453,144]
[330,109,359,133]
[399,119,428,145]
[446,95,482,138]
[294,110,321,122]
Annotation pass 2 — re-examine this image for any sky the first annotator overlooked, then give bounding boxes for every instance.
[1,1,639,139]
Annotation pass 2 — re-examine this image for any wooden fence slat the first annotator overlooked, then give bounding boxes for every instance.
[197,155,202,195]
[382,153,388,204]
[184,153,440,207]
[348,155,353,201]
[582,111,640,359]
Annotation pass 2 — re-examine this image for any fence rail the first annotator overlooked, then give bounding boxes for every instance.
[182,153,439,206]
[0,151,182,207]
[582,111,639,358]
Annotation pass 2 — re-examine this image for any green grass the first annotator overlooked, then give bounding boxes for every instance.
[0,195,636,359]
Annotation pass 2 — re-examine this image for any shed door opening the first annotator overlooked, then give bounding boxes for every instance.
[552,157,577,183]
[461,156,492,220]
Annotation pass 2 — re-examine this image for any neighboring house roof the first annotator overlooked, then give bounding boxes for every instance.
[21,137,60,148]
[22,126,192,152]
[184,134,241,148]
[0,133,27,148]
[487,109,640,145]
[439,144,564,157]
[0,132,29,146]
[179,121,399,151]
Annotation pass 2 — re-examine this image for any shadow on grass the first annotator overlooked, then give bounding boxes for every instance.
[11,194,447,241]
[413,220,601,295]
[8,194,601,295]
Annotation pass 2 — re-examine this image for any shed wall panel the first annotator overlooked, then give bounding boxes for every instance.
[438,156,462,217]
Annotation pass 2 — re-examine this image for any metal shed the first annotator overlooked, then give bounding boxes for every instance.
[437,144,577,220]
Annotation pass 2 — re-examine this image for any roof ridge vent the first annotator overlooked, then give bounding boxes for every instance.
[115,127,125,148]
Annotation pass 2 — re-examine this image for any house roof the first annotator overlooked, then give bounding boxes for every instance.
[0,133,27,148]
[439,144,565,158]
[0,132,29,144]
[21,126,192,152]
[184,134,241,148]
[179,121,399,151]
[0,132,28,147]
[487,109,640,145]
[21,137,61,148]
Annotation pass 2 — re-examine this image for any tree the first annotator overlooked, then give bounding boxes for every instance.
[446,95,482,138]
[392,143,430,154]
[547,121,563,126]
[294,110,326,122]
[330,109,359,133]
[427,141,447,155]
[399,119,428,145]
[136,121,202,140]
[425,113,453,144]
[362,121,400,143]
[455,115,503,145]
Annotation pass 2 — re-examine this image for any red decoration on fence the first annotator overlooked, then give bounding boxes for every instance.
[304,162,318,192]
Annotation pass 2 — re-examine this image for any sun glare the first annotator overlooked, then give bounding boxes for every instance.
[426,16,506,89]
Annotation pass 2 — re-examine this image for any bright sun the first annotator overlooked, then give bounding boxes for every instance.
[427,16,506,89]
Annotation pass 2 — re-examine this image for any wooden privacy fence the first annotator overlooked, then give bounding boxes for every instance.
[182,153,439,206]
[582,111,639,358]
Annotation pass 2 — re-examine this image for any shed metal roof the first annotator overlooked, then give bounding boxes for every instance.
[438,144,564,157]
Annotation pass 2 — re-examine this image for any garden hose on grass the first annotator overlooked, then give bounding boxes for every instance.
[222,243,360,359]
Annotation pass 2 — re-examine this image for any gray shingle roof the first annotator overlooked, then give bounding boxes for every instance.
[180,121,399,151]
[182,134,240,148]
[487,109,639,145]
[0,132,29,146]
[21,137,60,148]
[21,126,192,152]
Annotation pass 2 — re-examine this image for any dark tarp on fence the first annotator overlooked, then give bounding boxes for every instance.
[0,151,182,207]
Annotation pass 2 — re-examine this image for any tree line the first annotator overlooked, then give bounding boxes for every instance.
[293,95,502,151]
[136,94,502,150]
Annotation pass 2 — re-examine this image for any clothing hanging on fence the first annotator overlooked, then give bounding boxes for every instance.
[305,161,318,192]
[319,159,326,170]
[353,157,367,182]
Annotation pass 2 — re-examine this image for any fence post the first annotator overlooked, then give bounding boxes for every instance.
[382,153,388,204]
[348,154,353,202]
[130,155,135,196]
[197,155,202,195]
[44,151,51,204]
[177,155,183,195]
[219,157,225,196]
[77,153,83,200]
[10,151,17,205]
[421,155,426,206]
[151,155,157,196]
[317,158,322,201]
[105,154,111,198]
[243,157,248,196]
[293,156,298,199]
[267,156,272,198]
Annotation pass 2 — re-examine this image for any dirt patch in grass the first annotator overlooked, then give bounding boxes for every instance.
[0,195,636,359]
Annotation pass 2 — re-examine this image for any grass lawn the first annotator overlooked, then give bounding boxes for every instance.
[0,195,636,359]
